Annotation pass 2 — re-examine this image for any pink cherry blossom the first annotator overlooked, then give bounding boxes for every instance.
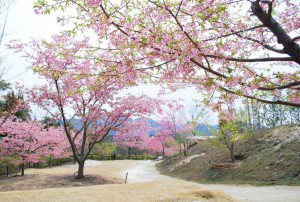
[86,0,102,7]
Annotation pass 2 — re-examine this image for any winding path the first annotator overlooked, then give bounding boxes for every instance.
[121,160,172,183]
[123,160,300,202]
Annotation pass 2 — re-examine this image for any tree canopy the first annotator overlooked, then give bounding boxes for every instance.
[31,0,300,108]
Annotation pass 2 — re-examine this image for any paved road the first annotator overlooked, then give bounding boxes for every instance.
[123,160,300,202]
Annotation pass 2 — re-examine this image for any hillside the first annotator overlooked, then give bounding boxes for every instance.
[157,125,300,185]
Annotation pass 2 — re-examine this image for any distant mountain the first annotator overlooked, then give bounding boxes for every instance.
[147,118,161,128]
[146,118,218,136]
[196,124,219,136]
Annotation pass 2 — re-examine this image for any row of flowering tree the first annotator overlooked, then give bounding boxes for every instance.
[0,99,70,175]
[0,118,69,175]
[113,117,152,158]
[114,118,179,158]
[114,117,178,158]
[6,0,299,178]
[114,102,196,158]
[9,36,165,179]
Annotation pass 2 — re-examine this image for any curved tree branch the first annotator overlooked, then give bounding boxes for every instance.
[219,86,300,107]
[251,0,300,65]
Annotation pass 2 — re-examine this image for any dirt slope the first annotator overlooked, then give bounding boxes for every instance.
[158,125,300,185]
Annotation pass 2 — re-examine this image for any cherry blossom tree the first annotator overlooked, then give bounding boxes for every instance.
[32,0,300,108]
[155,102,193,156]
[114,117,151,158]
[0,98,28,138]
[8,35,163,178]
[157,119,192,157]
[0,119,69,175]
[145,133,176,158]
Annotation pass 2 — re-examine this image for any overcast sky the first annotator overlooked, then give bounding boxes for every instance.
[0,0,217,124]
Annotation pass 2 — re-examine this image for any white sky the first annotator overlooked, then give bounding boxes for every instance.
[0,0,217,124]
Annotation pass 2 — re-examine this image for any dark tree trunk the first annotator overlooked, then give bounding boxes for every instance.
[183,142,187,157]
[21,163,25,176]
[76,161,85,179]
[230,144,235,162]
[128,146,131,159]
[251,1,300,65]
[49,156,52,168]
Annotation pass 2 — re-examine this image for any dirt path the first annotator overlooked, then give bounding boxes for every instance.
[121,160,172,183]
[124,160,300,202]
[202,184,300,202]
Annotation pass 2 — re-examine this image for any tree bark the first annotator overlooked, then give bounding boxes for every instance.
[183,142,187,157]
[76,161,85,179]
[230,144,235,162]
[251,0,300,65]
[21,163,24,176]
[128,146,131,159]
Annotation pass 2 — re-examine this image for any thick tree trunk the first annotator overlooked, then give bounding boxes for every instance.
[76,161,85,179]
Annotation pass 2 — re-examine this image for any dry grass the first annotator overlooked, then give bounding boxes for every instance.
[158,125,300,186]
[0,181,235,202]
[26,160,134,179]
[0,160,134,192]
[0,160,236,202]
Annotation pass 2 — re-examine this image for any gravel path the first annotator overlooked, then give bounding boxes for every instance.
[202,184,300,202]
[124,160,300,202]
[121,160,172,183]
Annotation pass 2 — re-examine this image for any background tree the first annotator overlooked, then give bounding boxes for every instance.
[0,0,13,45]
[157,117,192,157]
[288,107,300,125]
[92,140,117,158]
[0,119,69,175]
[145,133,176,158]
[211,113,244,162]
[41,116,61,129]
[0,0,13,93]
[0,90,30,120]
[181,104,214,136]
[241,101,300,129]
[114,117,151,159]
[164,103,194,156]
